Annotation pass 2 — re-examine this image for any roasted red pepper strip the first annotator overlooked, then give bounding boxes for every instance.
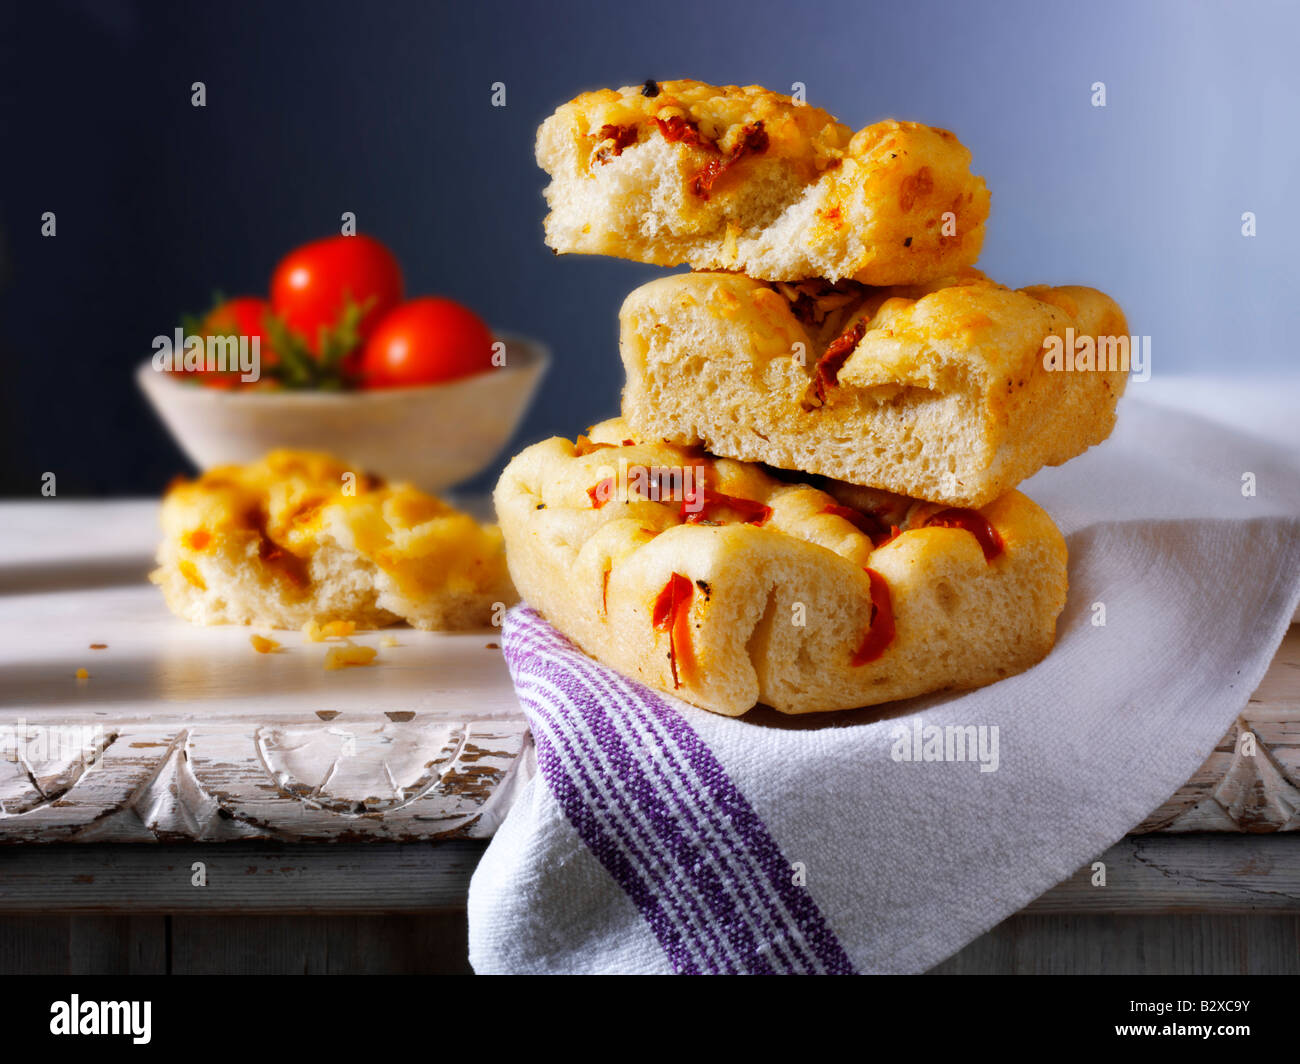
[681,486,772,526]
[652,572,696,688]
[586,477,614,508]
[851,568,896,665]
[813,319,867,403]
[922,507,1004,561]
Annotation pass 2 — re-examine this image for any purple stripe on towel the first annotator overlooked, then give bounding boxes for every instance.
[523,692,705,973]
[524,677,772,974]
[576,663,799,973]
[503,607,856,975]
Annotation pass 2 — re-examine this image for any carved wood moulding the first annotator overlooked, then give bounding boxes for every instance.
[3,631,1295,842]
[0,717,532,844]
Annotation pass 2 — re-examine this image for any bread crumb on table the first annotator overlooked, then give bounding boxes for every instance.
[324,643,378,670]
[75,667,89,680]
[303,619,358,642]
[250,634,281,654]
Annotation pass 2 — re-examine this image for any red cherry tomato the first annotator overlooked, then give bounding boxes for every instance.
[358,298,497,388]
[194,296,275,389]
[269,235,403,353]
[203,297,272,346]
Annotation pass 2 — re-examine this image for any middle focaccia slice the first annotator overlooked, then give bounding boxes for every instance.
[495,419,1068,717]
[620,269,1129,508]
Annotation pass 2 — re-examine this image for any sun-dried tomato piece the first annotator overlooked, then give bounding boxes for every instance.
[598,123,637,150]
[690,157,727,199]
[922,507,1004,561]
[681,486,772,526]
[586,477,615,508]
[593,124,638,164]
[652,572,696,688]
[690,122,770,199]
[812,319,867,403]
[851,568,895,665]
[654,115,708,147]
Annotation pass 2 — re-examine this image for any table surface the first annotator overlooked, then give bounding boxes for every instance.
[0,499,533,842]
[1,375,1297,845]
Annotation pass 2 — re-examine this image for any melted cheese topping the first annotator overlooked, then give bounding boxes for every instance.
[560,79,851,177]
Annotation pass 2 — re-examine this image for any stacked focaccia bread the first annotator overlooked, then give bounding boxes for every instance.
[501,79,1128,717]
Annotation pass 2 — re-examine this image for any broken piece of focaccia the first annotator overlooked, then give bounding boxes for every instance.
[537,79,989,285]
[152,450,516,630]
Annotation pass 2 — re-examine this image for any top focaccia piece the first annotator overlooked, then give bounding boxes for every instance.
[536,79,990,285]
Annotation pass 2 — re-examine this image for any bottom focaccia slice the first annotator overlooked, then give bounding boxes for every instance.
[495,419,1068,716]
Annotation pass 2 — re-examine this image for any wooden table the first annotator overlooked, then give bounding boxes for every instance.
[2,501,1297,974]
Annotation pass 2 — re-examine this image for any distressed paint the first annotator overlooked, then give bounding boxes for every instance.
[0,719,532,843]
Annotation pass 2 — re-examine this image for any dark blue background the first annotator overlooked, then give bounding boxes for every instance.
[1,0,1294,495]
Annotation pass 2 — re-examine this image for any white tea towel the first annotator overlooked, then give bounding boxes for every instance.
[468,399,1300,974]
